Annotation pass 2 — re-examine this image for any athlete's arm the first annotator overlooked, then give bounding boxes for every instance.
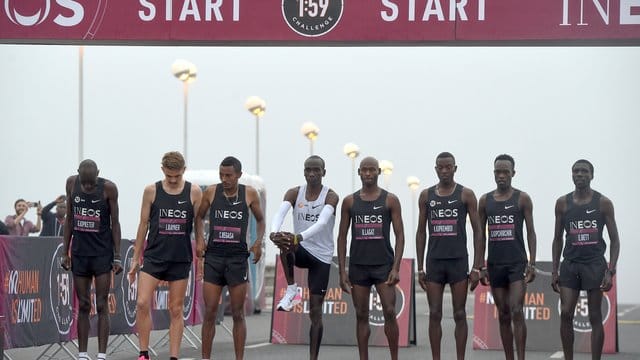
[520,192,537,282]
[190,183,203,226]
[337,195,353,293]
[61,176,75,270]
[415,189,429,291]
[600,195,620,292]
[298,189,339,243]
[464,188,483,271]
[270,187,298,233]
[551,196,566,293]
[195,185,215,258]
[387,193,405,286]
[106,180,122,274]
[248,186,266,263]
[477,193,489,286]
[129,184,155,282]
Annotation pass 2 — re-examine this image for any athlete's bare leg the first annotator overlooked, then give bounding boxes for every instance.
[168,278,189,358]
[73,275,93,353]
[351,284,372,360]
[509,280,527,360]
[135,272,162,353]
[559,287,580,360]
[93,272,111,354]
[493,286,515,360]
[374,282,399,360]
[281,251,295,285]
[229,282,248,360]
[308,294,324,360]
[587,289,604,360]
[426,281,445,360]
[201,282,223,359]
[450,279,469,360]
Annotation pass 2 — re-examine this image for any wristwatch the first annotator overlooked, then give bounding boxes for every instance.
[607,268,616,276]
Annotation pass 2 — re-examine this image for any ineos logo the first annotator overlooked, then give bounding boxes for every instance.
[3,0,107,39]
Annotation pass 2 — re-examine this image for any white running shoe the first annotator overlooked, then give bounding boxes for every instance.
[277,287,302,312]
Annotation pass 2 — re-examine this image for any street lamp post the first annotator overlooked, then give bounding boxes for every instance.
[407,176,421,233]
[78,46,84,163]
[380,160,394,189]
[245,96,266,175]
[171,59,197,163]
[301,122,319,156]
[343,143,360,192]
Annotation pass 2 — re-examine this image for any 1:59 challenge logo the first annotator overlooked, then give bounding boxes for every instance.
[282,0,343,37]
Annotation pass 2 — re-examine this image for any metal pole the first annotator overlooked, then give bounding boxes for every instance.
[411,189,417,234]
[183,81,189,163]
[309,140,314,156]
[78,46,84,163]
[255,116,260,175]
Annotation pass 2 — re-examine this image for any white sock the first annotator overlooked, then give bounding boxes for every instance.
[97,352,106,360]
[287,284,297,292]
[78,352,90,360]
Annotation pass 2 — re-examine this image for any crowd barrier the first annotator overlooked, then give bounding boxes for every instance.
[0,236,264,358]
[270,256,417,346]
[473,261,618,353]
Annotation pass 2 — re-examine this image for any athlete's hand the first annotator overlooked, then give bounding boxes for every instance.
[270,232,293,252]
[525,265,536,284]
[127,258,139,284]
[600,270,613,292]
[469,271,481,291]
[196,258,205,281]
[196,241,206,259]
[61,254,71,271]
[340,272,352,294]
[480,269,490,286]
[250,242,262,264]
[385,268,400,286]
[551,272,560,293]
[112,258,123,275]
[418,271,428,292]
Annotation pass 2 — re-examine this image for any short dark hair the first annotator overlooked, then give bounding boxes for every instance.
[573,159,594,174]
[305,155,325,169]
[14,198,26,207]
[78,159,97,171]
[436,152,455,164]
[494,154,515,169]
[221,156,242,173]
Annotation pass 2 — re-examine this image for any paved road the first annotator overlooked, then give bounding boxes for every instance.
[5,294,640,359]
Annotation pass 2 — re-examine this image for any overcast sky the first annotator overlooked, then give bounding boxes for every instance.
[1,45,638,303]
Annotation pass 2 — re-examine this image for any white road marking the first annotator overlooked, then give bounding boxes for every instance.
[246,342,272,349]
[618,304,640,317]
[550,351,564,358]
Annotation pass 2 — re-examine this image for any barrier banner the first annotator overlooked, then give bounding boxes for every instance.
[271,256,415,346]
[473,261,618,353]
[0,236,200,349]
[1,1,639,45]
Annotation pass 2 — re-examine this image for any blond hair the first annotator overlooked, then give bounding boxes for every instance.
[162,151,185,170]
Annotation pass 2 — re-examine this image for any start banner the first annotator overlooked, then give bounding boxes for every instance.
[271,256,416,346]
[1,1,639,45]
[473,261,618,353]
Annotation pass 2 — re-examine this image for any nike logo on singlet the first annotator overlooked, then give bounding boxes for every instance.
[373,205,383,210]
[91,199,101,203]
[232,201,243,206]
[448,200,458,204]
[178,200,187,204]
[586,209,596,214]
[505,205,514,209]
[311,204,322,209]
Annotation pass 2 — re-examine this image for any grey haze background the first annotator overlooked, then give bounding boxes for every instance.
[1,45,638,303]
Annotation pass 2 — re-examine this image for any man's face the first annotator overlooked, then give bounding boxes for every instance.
[358,159,380,186]
[55,203,67,217]
[572,162,593,189]
[219,165,241,191]
[15,201,28,215]
[78,167,98,190]
[303,158,325,187]
[162,166,185,188]
[435,157,456,183]
[494,160,514,191]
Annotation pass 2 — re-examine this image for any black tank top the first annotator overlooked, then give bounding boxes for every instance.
[207,184,249,257]
[485,190,527,264]
[562,191,606,263]
[71,177,113,256]
[349,190,393,265]
[426,184,468,259]
[145,181,194,262]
